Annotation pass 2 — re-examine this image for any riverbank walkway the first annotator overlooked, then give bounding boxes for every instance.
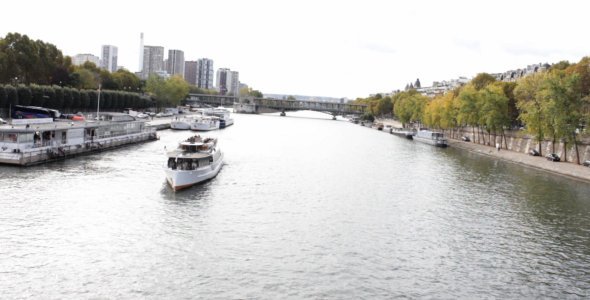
[375,118,590,183]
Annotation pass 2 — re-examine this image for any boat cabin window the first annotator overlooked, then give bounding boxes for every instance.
[168,158,177,170]
[1,133,18,143]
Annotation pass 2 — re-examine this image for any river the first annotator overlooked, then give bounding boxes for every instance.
[1,111,589,299]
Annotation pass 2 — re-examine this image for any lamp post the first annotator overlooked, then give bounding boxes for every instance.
[97,84,101,121]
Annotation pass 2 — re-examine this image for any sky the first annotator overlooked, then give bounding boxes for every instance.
[2,0,589,99]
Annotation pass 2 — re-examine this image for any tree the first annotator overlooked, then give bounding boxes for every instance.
[515,73,548,155]
[393,90,429,127]
[471,73,496,91]
[0,33,67,84]
[543,70,584,163]
[30,84,45,107]
[457,84,480,140]
[479,83,511,147]
[145,75,189,108]
[17,85,32,106]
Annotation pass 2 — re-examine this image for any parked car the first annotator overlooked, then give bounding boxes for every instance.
[583,160,590,167]
[529,149,540,156]
[0,118,6,124]
[461,136,470,142]
[136,113,149,119]
[546,153,560,162]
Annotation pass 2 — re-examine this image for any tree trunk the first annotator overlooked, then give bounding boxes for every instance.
[573,131,580,165]
[538,138,542,157]
[552,137,556,153]
[472,126,476,143]
[563,140,567,162]
[502,129,508,150]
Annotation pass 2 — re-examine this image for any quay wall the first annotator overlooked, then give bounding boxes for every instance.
[446,128,590,163]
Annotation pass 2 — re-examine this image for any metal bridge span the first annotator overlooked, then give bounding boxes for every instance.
[186,94,367,116]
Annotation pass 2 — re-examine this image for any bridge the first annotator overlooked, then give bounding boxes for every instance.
[186,94,367,117]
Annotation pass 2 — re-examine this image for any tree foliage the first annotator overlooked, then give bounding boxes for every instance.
[145,75,190,107]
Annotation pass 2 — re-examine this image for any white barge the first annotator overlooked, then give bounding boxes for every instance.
[0,113,157,166]
[413,130,448,147]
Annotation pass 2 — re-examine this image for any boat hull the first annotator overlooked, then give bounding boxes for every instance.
[413,136,448,147]
[164,152,224,191]
[170,121,191,130]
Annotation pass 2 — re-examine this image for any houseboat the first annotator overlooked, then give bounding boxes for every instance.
[390,127,415,139]
[0,112,157,166]
[413,130,448,147]
[164,135,224,191]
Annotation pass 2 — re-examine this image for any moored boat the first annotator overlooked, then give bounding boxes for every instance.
[390,127,415,139]
[0,112,157,166]
[190,116,220,131]
[171,115,198,130]
[206,107,234,128]
[413,130,448,147]
[164,135,224,191]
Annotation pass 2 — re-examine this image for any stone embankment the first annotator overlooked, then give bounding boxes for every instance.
[373,118,590,182]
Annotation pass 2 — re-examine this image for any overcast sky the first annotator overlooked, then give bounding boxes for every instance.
[2,0,589,99]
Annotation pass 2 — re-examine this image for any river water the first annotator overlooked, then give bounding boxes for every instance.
[1,111,589,299]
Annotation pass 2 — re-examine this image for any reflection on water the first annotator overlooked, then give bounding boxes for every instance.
[1,111,589,299]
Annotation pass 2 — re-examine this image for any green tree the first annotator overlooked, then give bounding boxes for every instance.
[515,73,548,155]
[17,85,32,106]
[146,75,189,107]
[457,84,481,142]
[30,84,45,107]
[53,86,64,110]
[471,73,496,91]
[479,83,511,147]
[543,70,584,163]
[5,85,18,109]
[62,87,73,110]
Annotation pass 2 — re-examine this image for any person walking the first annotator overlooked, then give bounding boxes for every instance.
[496,142,501,152]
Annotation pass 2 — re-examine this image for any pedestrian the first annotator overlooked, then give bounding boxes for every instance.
[496,142,501,152]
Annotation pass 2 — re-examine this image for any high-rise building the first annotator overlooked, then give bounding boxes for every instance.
[167,50,185,78]
[101,45,118,72]
[216,68,239,96]
[197,58,214,89]
[138,33,144,72]
[184,61,198,85]
[230,70,239,96]
[142,45,165,79]
[72,53,100,67]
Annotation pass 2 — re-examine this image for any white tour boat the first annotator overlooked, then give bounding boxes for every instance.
[190,116,220,131]
[206,107,234,128]
[170,115,198,130]
[413,130,448,147]
[164,135,224,191]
